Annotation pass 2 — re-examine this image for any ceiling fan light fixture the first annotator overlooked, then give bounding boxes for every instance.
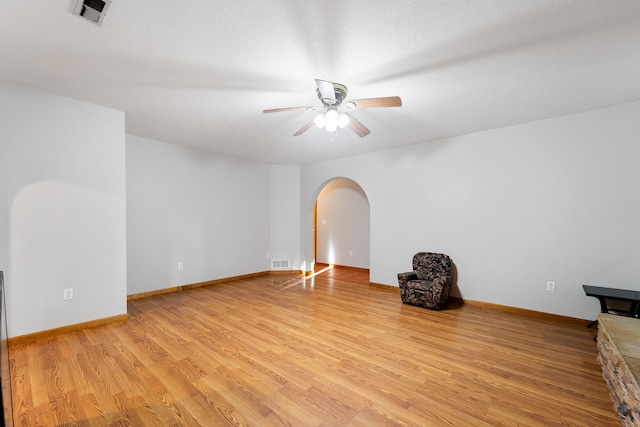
[314,109,349,132]
[324,109,340,132]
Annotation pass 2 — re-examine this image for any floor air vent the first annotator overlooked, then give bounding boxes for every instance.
[73,0,111,26]
[271,260,290,269]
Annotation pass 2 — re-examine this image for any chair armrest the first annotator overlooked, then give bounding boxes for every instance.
[431,275,451,292]
[397,271,418,287]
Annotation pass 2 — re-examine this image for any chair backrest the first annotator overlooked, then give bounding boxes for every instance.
[412,252,451,281]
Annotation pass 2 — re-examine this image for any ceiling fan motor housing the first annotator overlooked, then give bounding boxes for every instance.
[317,83,347,106]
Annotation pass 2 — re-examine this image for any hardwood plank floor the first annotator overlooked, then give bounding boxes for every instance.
[10,270,619,426]
[313,264,369,285]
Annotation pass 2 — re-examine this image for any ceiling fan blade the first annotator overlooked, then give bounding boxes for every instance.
[344,96,402,109]
[346,114,371,138]
[263,106,320,113]
[316,79,337,105]
[293,120,315,136]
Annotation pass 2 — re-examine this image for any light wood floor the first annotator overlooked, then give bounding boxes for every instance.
[10,270,619,426]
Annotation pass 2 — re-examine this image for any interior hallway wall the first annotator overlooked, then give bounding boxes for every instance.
[300,101,640,320]
[316,178,370,269]
[126,135,271,295]
[0,81,127,337]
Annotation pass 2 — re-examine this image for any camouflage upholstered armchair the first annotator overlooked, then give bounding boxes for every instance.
[398,252,452,310]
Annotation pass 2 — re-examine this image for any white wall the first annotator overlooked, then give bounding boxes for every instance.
[126,135,271,294]
[0,81,127,337]
[269,165,301,270]
[316,178,370,268]
[300,102,640,320]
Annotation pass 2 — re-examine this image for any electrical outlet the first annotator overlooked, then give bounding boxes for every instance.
[546,281,556,292]
[177,262,184,271]
[63,288,73,300]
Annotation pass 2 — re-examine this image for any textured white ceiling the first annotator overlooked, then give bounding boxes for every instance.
[1,1,640,165]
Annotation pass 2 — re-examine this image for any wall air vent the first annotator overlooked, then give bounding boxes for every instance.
[271,260,290,270]
[73,0,111,26]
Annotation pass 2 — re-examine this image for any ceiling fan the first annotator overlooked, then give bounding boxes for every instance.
[263,79,402,137]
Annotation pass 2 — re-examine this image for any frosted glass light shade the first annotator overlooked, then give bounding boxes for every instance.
[314,113,326,128]
[325,109,339,123]
[338,113,350,128]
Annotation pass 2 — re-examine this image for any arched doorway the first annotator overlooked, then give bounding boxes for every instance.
[313,178,370,281]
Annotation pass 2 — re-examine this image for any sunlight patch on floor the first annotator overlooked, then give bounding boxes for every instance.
[275,265,334,290]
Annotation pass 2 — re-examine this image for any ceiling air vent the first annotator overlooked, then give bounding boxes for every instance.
[73,0,111,26]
